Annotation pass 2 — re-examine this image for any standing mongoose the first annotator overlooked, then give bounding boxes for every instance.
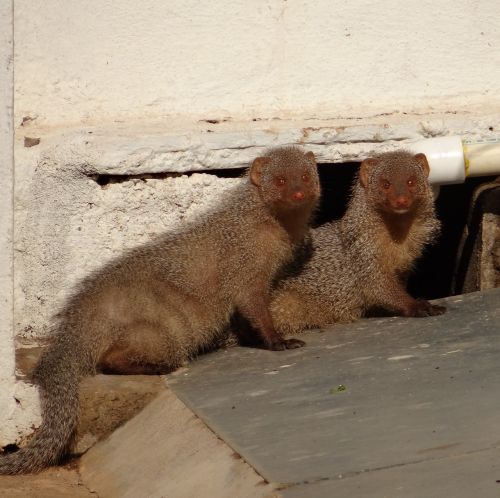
[0,146,320,474]
[271,150,446,335]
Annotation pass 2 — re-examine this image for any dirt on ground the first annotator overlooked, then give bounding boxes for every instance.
[0,466,95,498]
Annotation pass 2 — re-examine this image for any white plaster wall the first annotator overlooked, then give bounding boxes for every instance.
[2,0,500,445]
[0,0,39,446]
[14,0,500,128]
[0,0,14,395]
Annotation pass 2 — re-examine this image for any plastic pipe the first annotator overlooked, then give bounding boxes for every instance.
[463,138,500,178]
[410,136,500,185]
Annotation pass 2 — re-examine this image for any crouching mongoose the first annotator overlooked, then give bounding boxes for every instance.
[0,147,320,474]
[271,150,446,335]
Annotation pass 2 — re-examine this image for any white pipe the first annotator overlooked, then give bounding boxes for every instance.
[410,136,500,185]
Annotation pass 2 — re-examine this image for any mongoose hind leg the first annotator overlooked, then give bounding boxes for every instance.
[97,320,185,375]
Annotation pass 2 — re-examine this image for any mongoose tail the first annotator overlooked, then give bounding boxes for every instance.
[0,334,81,474]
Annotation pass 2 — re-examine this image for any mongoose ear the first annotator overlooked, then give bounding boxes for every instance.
[359,158,378,188]
[305,151,316,164]
[414,153,430,178]
[250,157,271,186]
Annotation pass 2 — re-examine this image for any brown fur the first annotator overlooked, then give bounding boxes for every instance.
[271,150,446,335]
[0,147,320,474]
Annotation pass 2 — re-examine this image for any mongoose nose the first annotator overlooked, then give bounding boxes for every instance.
[292,191,305,201]
[395,196,410,208]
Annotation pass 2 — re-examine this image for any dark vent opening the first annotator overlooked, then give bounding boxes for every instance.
[90,168,245,187]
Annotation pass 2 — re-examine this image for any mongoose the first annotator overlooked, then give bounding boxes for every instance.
[271,150,446,335]
[0,146,320,474]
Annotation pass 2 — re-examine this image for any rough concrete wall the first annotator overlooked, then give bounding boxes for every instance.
[0,0,14,391]
[14,0,500,128]
[15,161,239,338]
[0,0,39,446]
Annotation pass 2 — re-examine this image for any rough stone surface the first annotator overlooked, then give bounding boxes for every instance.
[16,112,500,175]
[480,187,500,289]
[454,182,500,293]
[0,0,15,427]
[80,389,275,498]
[15,169,240,339]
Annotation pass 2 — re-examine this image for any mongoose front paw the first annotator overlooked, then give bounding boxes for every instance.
[427,303,446,316]
[408,299,447,317]
[283,338,306,349]
[267,338,306,350]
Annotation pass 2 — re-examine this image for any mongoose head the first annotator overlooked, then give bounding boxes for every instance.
[249,147,320,211]
[359,151,431,215]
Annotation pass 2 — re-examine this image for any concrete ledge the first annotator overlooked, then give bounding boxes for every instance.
[80,388,274,498]
[17,109,500,174]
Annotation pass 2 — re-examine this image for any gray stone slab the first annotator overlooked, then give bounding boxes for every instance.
[167,289,500,491]
[280,446,500,498]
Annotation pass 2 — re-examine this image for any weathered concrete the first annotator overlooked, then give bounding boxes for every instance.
[0,0,14,410]
[14,164,240,340]
[80,389,275,498]
[0,0,40,448]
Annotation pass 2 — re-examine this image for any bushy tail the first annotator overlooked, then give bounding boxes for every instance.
[0,335,82,474]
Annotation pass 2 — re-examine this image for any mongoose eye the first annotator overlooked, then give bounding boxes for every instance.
[301,173,310,182]
[407,178,415,187]
[274,177,286,187]
[382,180,391,190]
